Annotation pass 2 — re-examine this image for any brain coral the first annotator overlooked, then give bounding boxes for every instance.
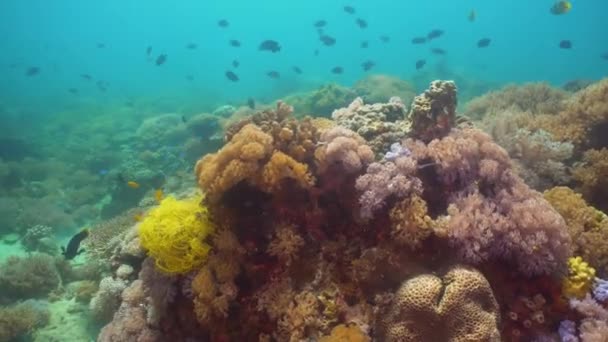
[378,266,500,342]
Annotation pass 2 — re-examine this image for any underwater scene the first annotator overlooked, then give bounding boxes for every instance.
[1,0,608,341]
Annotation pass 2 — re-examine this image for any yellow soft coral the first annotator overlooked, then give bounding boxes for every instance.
[563,256,596,299]
[319,324,370,342]
[138,195,214,274]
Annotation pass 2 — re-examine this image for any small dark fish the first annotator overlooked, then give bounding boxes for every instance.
[68,88,78,94]
[247,98,255,109]
[319,34,336,46]
[146,46,152,56]
[186,43,198,49]
[225,71,239,82]
[229,39,241,47]
[431,48,447,55]
[559,40,572,49]
[380,35,390,43]
[550,1,572,15]
[155,54,167,66]
[62,228,89,260]
[477,38,491,48]
[259,40,281,53]
[97,43,105,48]
[362,60,375,71]
[292,66,302,74]
[356,18,368,29]
[601,53,608,60]
[344,5,355,14]
[267,71,280,79]
[218,19,229,28]
[314,20,327,28]
[25,67,40,76]
[468,9,476,22]
[80,74,92,81]
[331,66,343,74]
[427,29,444,40]
[182,115,188,123]
[415,59,426,70]
[186,75,194,81]
[232,60,239,68]
[314,49,319,56]
[96,80,107,92]
[360,41,369,48]
[411,37,427,44]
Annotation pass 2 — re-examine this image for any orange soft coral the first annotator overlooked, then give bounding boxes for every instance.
[261,151,315,192]
[388,195,433,250]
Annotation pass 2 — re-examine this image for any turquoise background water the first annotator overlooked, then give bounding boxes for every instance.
[1,0,607,112]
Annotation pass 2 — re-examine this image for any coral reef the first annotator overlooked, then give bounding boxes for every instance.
[284,83,358,117]
[314,126,375,174]
[0,253,61,302]
[0,301,50,341]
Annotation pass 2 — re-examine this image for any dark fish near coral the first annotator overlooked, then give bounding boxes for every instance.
[314,20,327,28]
[415,59,426,70]
[559,40,572,49]
[477,38,491,48]
[225,71,239,82]
[427,29,444,40]
[80,74,92,81]
[431,48,447,55]
[360,41,369,48]
[319,34,336,46]
[331,66,343,74]
[97,43,105,48]
[292,66,302,74]
[259,40,281,53]
[229,39,241,47]
[25,67,40,76]
[218,19,229,28]
[550,1,572,15]
[155,54,167,66]
[267,71,280,79]
[61,228,89,260]
[411,37,427,44]
[146,46,152,56]
[468,9,476,22]
[362,60,375,71]
[344,5,355,14]
[232,60,239,68]
[186,43,198,49]
[380,35,390,43]
[247,98,255,109]
[356,18,368,29]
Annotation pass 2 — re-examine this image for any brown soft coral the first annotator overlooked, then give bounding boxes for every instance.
[261,151,315,192]
[315,126,375,174]
[0,253,61,301]
[388,195,433,250]
[377,266,500,342]
[267,223,305,265]
[572,148,608,210]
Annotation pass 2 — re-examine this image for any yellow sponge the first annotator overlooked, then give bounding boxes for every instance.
[563,256,596,299]
[138,195,214,274]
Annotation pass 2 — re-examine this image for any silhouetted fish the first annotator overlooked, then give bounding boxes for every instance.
[411,37,427,44]
[97,43,105,48]
[218,19,229,28]
[259,40,281,53]
[247,98,255,109]
[229,39,241,47]
[468,9,476,22]
[356,18,368,28]
[186,75,194,81]
[360,41,369,48]
[344,5,355,14]
[319,34,336,46]
[314,49,319,56]
[146,46,152,56]
[80,74,92,81]
[96,80,107,92]
[186,43,198,49]
[62,228,89,260]
[225,71,239,82]
[155,54,167,65]
[362,60,375,71]
[559,40,572,49]
[232,60,239,68]
[602,53,608,60]
[68,88,78,94]
[477,38,491,47]
[292,66,302,74]
[267,71,280,79]
[431,48,447,55]
[331,66,343,74]
[380,35,390,43]
[415,59,426,69]
[427,29,444,40]
[25,67,40,76]
[314,20,327,28]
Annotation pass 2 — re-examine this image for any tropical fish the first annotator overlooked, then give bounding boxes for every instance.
[225,71,239,82]
[155,54,167,66]
[415,59,426,70]
[343,5,355,14]
[360,41,369,48]
[314,20,327,28]
[232,60,240,68]
[331,66,343,74]
[362,60,375,71]
[431,48,447,55]
[258,40,281,53]
[427,29,444,40]
[247,98,255,109]
[477,38,491,48]
[320,34,336,46]
[186,75,194,81]
[96,43,105,48]
[292,66,302,74]
[356,18,368,29]
[61,228,89,260]
[267,71,280,79]
[218,19,229,27]
[559,40,572,49]
[186,43,198,49]
[146,46,152,56]
[68,88,78,94]
[229,39,241,47]
[379,35,390,43]
[314,49,319,56]
[602,53,608,60]
[550,1,572,15]
[127,181,140,189]
[411,37,427,44]
[468,9,476,22]
[154,189,163,203]
[96,80,107,92]
[25,67,40,76]
[181,115,188,123]
[80,74,92,81]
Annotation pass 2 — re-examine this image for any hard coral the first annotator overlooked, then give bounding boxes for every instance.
[0,302,50,341]
[138,195,214,274]
[377,266,500,342]
[409,80,457,143]
[0,253,60,302]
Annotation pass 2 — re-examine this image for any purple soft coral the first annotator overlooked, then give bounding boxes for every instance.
[384,142,411,161]
[593,278,608,302]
